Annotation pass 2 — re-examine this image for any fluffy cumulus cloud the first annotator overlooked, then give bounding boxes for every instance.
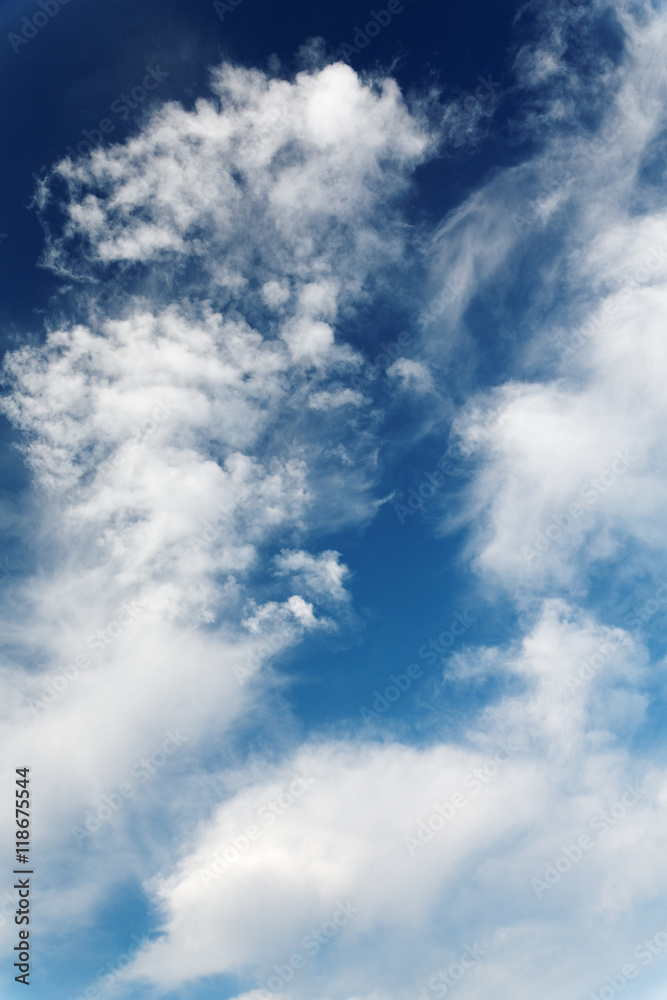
[117,602,667,1000]
[4,3,667,999]
[39,61,429,300]
[0,59,432,951]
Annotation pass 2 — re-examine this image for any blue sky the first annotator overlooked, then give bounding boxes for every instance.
[2,1,667,999]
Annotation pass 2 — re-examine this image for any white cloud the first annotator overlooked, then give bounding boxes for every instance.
[116,602,666,999]
[425,4,667,595]
[4,9,667,999]
[274,549,350,602]
[0,58,434,950]
[386,357,435,394]
[262,279,291,310]
[308,388,367,410]
[43,63,429,291]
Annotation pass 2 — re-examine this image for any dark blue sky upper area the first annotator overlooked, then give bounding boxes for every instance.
[0,0,521,342]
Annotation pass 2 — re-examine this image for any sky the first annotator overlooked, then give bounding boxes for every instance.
[1,0,667,998]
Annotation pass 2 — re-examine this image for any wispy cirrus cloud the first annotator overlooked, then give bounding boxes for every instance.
[413,3,667,605]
